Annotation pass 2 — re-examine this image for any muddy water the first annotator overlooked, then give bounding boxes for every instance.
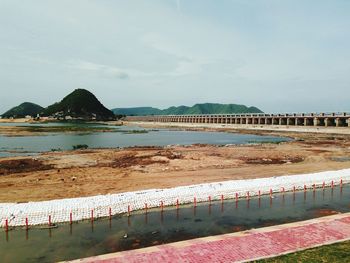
[0,185,349,262]
[0,123,289,157]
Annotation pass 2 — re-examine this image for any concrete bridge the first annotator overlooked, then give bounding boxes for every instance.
[126,112,350,127]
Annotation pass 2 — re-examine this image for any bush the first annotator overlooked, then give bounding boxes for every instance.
[72,144,88,150]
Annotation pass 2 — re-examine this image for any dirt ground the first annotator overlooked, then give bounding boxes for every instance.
[1,129,350,203]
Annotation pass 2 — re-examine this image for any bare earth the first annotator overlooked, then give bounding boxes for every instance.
[1,127,350,203]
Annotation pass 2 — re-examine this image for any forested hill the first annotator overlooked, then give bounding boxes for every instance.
[112,103,263,116]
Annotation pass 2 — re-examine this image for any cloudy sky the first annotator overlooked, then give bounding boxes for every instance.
[0,0,349,113]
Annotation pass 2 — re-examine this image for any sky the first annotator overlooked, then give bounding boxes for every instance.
[0,0,349,114]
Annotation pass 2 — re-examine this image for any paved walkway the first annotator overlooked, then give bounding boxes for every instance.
[69,213,350,263]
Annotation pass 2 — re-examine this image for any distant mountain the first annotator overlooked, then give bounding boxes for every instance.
[43,89,115,120]
[112,103,263,116]
[113,107,162,116]
[1,102,44,118]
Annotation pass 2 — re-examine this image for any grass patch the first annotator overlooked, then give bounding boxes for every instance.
[248,140,284,145]
[72,144,89,150]
[256,240,350,262]
[122,129,149,134]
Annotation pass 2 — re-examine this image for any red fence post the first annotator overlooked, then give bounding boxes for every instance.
[161,201,164,212]
[247,191,250,200]
[5,219,8,232]
[221,194,224,203]
[91,209,94,222]
[235,193,238,202]
[331,180,334,188]
[109,207,112,218]
[70,212,73,225]
[341,179,343,186]
[145,203,148,213]
[176,199,179,209]
[270,189,272,198]
[25,217,28,230]
[208,196,211,204]
[313,184,316,192]
[323,181,325,189]
[293,186,296,193]
[304,184,306,192]
[258,190,261,199]
[127,205,131,216]
[194,197,197,207]
[48,215,51,226]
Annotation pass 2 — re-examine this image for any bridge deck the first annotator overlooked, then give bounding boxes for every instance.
[126,113,350,127]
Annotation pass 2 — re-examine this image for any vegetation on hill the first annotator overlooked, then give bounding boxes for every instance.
[112,103,263,116]
[1,102,44,118]
[112,107,162,116]
[43,89,115,120]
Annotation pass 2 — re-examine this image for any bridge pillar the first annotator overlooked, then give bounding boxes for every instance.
[314,118,320,126]
[335,118,340,127]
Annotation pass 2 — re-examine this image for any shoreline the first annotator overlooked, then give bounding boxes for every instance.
[0,130,350,202]
[1,169,349,228]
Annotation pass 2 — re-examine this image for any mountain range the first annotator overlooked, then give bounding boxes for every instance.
[112,103,263,116]
[1,90,263,119]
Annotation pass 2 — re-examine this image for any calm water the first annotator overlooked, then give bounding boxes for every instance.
[0,186,348,262]
[0,123,289,157]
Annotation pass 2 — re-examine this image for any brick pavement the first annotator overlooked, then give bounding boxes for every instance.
[68,213,350,263]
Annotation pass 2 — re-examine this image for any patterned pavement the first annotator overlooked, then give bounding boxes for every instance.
[68,213,350,263]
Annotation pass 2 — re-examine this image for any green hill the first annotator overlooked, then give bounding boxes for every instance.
[112,103,263,116]
[43,89,115,120]
[113,107,162,116]
[1,102,44,118]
